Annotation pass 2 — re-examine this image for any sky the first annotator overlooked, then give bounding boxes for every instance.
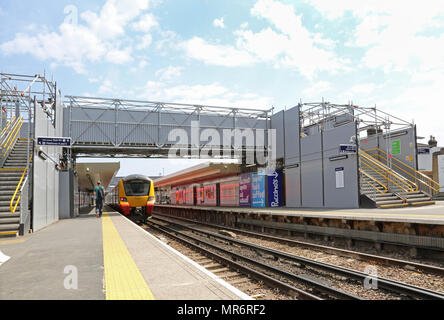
[1,0,444,177]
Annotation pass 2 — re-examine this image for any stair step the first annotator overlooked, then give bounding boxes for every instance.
[0,224,20,232]
[410,201,435,206]
[376,199,404,205]
[0,172,23,177]
[0,200,17,206]
[374,196,399,201]
[404,193,429,198]
[0,217,20,224]
[406,197,431,203]
[0,213,20,218]
[0,177,21,181]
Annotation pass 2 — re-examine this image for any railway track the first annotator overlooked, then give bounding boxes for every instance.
[152,211,444,277]
[144,219,360,300]
[149,213,444,300]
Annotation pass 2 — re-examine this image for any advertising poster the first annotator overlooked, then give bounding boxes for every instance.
[239,173,252,207]
[251,173,266,208]
[335,167,344,189]
[267,169,283,207]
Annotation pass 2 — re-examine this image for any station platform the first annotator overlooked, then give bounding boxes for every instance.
[154,203,444,252]
[156,202,444,225]
[0,207,250,300]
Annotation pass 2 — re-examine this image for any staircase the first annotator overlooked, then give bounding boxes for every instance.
[359,149,436,208]
[0,138,33,235]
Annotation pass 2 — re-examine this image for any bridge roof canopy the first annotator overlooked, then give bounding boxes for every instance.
[154,162,240,188]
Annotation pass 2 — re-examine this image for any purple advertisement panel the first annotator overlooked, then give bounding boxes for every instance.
[239,173,251,207]
[267,169,283,207]
[251,173,266,208]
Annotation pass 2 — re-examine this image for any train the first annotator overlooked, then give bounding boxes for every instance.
[170,176,241,207]
[106,174,155,221]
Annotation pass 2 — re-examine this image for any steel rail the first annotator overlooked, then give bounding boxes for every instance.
[146,219,358,300]
[152,215,444,300]
[152,211,444,277]
[145,221,322,300]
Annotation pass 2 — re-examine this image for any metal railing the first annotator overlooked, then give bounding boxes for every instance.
[359,168,388,195]
[10,155,33,213]
[359,150,418,193]
[0,116,24,164]
[0,116,15,140]
[365,148,440,196]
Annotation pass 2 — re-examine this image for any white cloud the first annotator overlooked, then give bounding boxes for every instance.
[0,0,158,73]
[137,81,273,109]
[136,34,153,50]
[106,47,133,64]
[180,0,348,78]
[180,37,257,67]
[139,60,149,68]
[213,17,225,29]
[302,81,331,97]
[155,66,183,81]
[132,13,158,32]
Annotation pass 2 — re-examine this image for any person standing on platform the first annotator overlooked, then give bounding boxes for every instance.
[94,181,105,218]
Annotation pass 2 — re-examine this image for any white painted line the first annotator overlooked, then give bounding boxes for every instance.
[0,250,10,267]
[120,215,253,300]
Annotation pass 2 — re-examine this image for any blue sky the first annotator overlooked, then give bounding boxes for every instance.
[1,0,444,177]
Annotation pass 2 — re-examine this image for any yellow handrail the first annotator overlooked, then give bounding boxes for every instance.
[359,168,388,194]
[365,148,440,192]
[360,150,418,192]
[1,117,23,157]
[10,155,33,213]
[1,116,21,148]
[360,160,412,193]
[0,116,15,137]
[360,149,418,191]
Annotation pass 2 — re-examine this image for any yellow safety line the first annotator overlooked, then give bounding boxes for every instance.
[0,238,26,245]
[102,212,155,300]
[276,210,444,219]
[410,201,436,206]
[0,231,18,237]
[379,203,409,209]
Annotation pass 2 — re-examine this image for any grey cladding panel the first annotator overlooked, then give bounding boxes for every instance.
[300,133,323,207]
[271,111,284,159]
[301,158,323,207]
[284,106,300,165]
[323,122,359,208]
[285,166,301,207]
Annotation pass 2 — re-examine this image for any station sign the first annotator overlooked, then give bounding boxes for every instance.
[37,137,71,147]
[251,173,266,208]
[267,169,283,207]
[418,147,430,155]
[239,173,252,207]
[339,144,357,154]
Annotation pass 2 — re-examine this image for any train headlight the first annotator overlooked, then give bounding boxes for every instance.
[120,197,128,202]
[148,196,155,201]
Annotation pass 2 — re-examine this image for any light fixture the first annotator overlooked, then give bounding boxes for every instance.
[329,155,348,161]
[37,147,48,160]
[384,130,408,138]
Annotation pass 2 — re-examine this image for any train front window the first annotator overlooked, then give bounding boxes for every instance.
[123,180,150,196]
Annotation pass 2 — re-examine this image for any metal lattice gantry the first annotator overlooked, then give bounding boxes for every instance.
[0,72,58,125]
[65,95,273,158]
[298,101,414,139]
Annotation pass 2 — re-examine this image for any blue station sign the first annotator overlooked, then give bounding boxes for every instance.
[267,169,283,207]
[37,137,72,147]
[251,173,266,208]
[339,144,357,154]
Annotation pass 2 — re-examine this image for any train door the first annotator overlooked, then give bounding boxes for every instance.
[216,183,220,207]
[193,186,197,206]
